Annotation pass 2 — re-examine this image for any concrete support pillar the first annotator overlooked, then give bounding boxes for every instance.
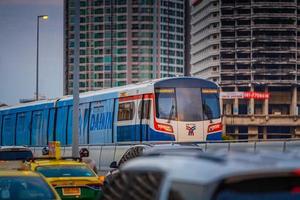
[234,126,239,140]
[220,88,223,116]
[263,86,269,116]
[233,86,239,115]
[249,86,254,115]
[222,121,226,136]
[290,86,297,116]
[225,103,232,115]
[295,127,300,138]
[248,126,258,140]
[263,127,267,140]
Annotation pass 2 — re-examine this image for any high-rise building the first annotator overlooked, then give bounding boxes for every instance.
[191,0,300,139]
[64,0,187,94]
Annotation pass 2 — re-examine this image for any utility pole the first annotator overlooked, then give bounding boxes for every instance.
[72,0,80,157]
[36,15,48,100]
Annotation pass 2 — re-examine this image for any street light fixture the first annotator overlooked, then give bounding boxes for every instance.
[36,15,48,101]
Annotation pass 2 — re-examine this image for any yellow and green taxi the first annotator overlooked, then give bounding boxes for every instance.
[26,158,103,200]
[0,170,61,200]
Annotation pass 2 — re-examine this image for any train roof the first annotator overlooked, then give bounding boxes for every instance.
[58,77,218,101]
[58,77,158,102]
[0,99,57,112]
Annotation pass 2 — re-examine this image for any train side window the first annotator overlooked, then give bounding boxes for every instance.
[118,102,135,121]
[138,100,151,119]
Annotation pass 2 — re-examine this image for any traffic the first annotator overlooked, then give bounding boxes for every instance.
[2,143,300,200]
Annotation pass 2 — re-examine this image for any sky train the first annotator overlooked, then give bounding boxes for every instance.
[0,77,222,146]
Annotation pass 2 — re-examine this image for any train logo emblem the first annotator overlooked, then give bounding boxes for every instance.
[186,124,196,136]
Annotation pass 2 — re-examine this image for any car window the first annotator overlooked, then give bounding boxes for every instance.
[102,171,164,200]
[168,181,205,200]
[36,165,96,177]
[0,151,33,160]
[0,176,55,200]
[214,176,300,200]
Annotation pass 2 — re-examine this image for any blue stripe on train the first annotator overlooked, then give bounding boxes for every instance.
[117,124,175,142]
[206,131,222,140]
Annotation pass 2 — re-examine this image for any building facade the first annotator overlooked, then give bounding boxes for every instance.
[64,0,187,94]
[191,0,300,139]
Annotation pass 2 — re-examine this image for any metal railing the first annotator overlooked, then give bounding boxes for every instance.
[30,139,300,174]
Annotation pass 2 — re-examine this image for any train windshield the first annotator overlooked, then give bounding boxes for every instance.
[176,88,203,121]
[202,89,220,120]
[155,88,176,120]
[155,88,220,122]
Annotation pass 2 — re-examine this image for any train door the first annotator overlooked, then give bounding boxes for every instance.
[1,114,16,145]
[136,95,151,141]
[31,110,48,146]
[89,100,114,144]
[117,98,136,142]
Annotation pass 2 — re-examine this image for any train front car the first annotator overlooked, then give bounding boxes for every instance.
[153,77,222,142]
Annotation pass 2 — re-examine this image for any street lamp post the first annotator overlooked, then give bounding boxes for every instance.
[36,15,48,101]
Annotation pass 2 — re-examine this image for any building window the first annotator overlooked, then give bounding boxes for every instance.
[94,65,103,71]
[94,41,103,47]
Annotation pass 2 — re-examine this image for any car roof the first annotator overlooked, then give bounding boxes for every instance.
[142,144,203,156]
[30,158,85,167]
[117,144,203,165]
[121,150,300,184]
[123,143,202,154]
[0,170,41,177]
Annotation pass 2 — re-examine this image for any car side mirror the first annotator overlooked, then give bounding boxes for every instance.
[110,161,118,169]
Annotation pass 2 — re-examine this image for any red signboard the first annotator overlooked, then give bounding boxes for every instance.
[244,92,270,99]
[221,92,270,99]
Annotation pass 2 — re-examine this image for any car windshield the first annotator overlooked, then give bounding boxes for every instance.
[36,165,96,177]
[0,176,55,200]
[215,176,300,200]
[0,151,33,161]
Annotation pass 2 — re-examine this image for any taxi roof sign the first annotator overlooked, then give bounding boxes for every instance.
[48,141,61,159]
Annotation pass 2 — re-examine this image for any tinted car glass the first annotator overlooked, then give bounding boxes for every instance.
[214,176,300,200]
[36,165,96,177]
[0,176,55,200]
[168,181,205,200]
[102,171,164,200]
[0,150,33,160]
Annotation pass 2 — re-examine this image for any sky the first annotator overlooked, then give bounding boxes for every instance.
[0,0,63,105]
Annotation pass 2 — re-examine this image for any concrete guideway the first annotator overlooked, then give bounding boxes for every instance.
[29,139,300,175]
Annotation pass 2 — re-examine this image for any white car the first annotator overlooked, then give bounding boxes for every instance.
[101,150,300,200]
